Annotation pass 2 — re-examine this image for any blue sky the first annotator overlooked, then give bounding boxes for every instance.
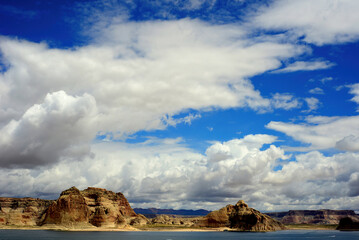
[0,0,359,212]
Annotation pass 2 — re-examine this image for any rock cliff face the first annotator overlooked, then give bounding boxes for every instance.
[199,204,234,227]
[199,200,285,231]
[266,210,359,225]
[228,200,285,231]
[0,197,53,226]
[81,187,140,227]
[41,187,147,228]
[337,217,359,231]
[41,187,90,227]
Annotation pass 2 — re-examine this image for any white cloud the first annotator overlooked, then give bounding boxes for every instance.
[1,134,359,212]
[336,135,359,152]
[267,115,359,151]
[261,150,359,210]
[0,134,286,210]
[0,19,309,167]
[254,0,359,45]
[320,77,333,84]
[303,97,320,113]
[0,20,304,129]
[309,87,324,95]
[349,83,359,111]
[272,60,334,73]
[0,91,98,168]
[348,172,359,197]
[270,93,301,110]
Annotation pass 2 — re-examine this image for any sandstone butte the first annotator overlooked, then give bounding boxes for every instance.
[198,200,286,231]
[0,187,148,229]
[0,187,284,231]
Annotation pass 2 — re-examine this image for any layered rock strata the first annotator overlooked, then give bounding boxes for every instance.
[228,200,285,231]
[0,197,53,226]
[0,187,148,228]
[41,187,148,228]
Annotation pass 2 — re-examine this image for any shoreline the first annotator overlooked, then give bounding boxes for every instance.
[0,225,226,232]
[0,225,339,232]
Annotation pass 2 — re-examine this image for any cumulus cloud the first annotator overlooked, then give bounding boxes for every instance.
[0,20,303,129]
[348,172,359,197]
[0,134,358,212]
[253,0,359,45]
[272,60,334,73]
[336,135,359,152]
[0,18,309,167]
[0,91,98,168]
[0,0,357,212]
[267,115,359,151]
[0,134,286,209]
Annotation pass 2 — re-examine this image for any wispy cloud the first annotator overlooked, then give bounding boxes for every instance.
[0,18,306,168]
[267,115,359,151]
[253,0,359,45]
[0,5,38,19]
[272,60,334,73]
[320,77,333,84]
[309,87,324,95]
[303,97,320,113]
[270,93,301,110]
[349,83,359,111]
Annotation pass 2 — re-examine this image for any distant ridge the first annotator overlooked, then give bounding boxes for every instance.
[265,210,359,225]
[133,208,211,217]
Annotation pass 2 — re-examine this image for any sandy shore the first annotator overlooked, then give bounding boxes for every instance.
[0,225,228,232]
[0,225,338,232]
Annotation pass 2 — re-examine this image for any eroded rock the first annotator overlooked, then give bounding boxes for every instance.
[41,186,147,228]
[0,197,53,226]
[199,200,285,231]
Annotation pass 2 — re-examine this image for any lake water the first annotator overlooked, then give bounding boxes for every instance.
[0,230,359,240]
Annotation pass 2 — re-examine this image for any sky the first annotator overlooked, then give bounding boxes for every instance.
[0,0,359,212]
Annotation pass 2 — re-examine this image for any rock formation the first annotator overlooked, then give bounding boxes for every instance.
[337,217,359,231]
[0,197,53,226]
[266,210,359,225]
[228,200,285,231]
[41,187,91,227]
[199,200,285,231]
[150,214,200,226]
[41,186,148,228]
[199,204,234,227]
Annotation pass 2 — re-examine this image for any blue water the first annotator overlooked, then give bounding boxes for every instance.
[0,230,358,240]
